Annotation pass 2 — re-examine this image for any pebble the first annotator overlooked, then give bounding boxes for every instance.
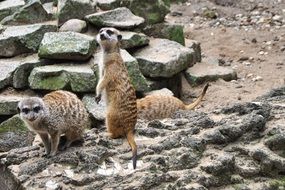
[45,180,59,190]
[243,61,251,66]
[252,76,263,82]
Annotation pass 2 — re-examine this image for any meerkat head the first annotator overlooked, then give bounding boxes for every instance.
[97,27,122,53]
[18,97,46,123]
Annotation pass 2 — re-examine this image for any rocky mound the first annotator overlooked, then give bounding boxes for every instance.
[0,86,284,190]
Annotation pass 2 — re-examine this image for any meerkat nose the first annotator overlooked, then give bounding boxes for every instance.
[100,33,106,40]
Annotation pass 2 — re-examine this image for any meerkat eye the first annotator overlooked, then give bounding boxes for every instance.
[22,108,30,114]
[33,106,41,113]
[106,29,114,36]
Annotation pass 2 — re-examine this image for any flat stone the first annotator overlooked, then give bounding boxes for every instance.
[82,94,106,122]
[1,0,51,25]
[120,31,149,49]
[185,62,237,86]
[0,0,25,21]
[143,23,185,45]
[29,63,97,92]
[85,7,144,29]
[0,88,35,115]
[96,0,120,10]
[145,88,174,97]
[59,19,87,33]
[38,32,96,61]
[94,49,150,92]
[134,38,195,78]
[58,0,95,26]
[0,23,57,57]
[121,0,170,24]
[42,2,55,16]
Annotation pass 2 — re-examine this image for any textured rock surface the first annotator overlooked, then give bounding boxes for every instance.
[134,38,195,78]
[121,0,170,24]
[185,62,238,85]
[0,23,57,57]
[0,87,284,189]
[59,19,87,33]
[85,7,145,29]
[187,39,202,62]
[96,0,121,10]
[94,49,150,92]
[29,63,97,92]
[120,31,149,49]
[57,0,95,26]
[1,0,50,25]
[38,32,97,60]
[0,0,25,21]
[143,23,185,45]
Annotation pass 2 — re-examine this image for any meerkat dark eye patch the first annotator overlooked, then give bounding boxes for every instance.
[33,106,41,113]
[106,29,114,36]
[22,108,30,114]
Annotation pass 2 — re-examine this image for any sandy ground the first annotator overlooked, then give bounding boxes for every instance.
[166,0,285,113]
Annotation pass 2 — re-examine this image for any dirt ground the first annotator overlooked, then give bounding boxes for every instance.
[166,0,285,113]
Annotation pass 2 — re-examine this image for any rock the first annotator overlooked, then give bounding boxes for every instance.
[0,0,25,21]
[184,62,237,86]
[0,24,57,57]
[0,88,35,115]
[42,2,55,16]
[38,32,96,61]
[120,31,149,49]
[57,0,95,26]
[143,23,185,45]
[134,38,195,78]
[59,19,87,33]
[145,88,174,96]
[187,40,202,62]
[94,49,150,92]
[29,63,97,92]
[96,0,121,10]
[1,0,51,25]
[82,94,106,122]
[121,0,169,24]
[235,156,260,177]
[85,7,145,29]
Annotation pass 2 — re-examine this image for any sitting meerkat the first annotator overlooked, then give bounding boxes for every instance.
[137,83,209,121]
[18,90,90,157]
[95,27,138,169]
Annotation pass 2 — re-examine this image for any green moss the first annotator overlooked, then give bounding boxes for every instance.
[163,25,185,45]
[0,115,28,133]
[30,72,68,90]
[269,177,285,189]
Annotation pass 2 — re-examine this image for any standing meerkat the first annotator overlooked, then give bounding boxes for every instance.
[137,83,209,121]
[95,27,138,169]
[18,90,90,157]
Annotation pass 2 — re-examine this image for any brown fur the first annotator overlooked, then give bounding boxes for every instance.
[96,27,138,169]
[137,83,209,120]
[18,90,90,157]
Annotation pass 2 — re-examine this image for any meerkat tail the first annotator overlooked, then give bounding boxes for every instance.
[185,83,209,110]
[126,131,137,169]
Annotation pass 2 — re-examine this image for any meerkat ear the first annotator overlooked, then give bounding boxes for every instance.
[117,34,122,41]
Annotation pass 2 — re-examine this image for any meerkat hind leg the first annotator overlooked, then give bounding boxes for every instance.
[49,132,60,157]
[60,130,83,151]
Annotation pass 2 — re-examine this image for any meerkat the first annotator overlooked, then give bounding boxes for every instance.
[95,27,138,169]
[137,83,209,121]
[18,90,90,157]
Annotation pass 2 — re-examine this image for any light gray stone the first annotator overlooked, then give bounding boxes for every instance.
[29,63,97,92]
[185,62,238,86]
[38,32,97,60]
[85,7,144,29]
[1,0,51,25]
[0,0,25,21]
[187,40,201,62]
[134,38,195,78]
[58,0,95,26]
[59,19,87,33]
[0,23,57,57]
[96,0,120,10]
[120,31,149,49]
[145,88,174,97]
[82,94,106,122]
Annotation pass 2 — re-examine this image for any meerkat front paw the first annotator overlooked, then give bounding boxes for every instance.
[95,94,102,104]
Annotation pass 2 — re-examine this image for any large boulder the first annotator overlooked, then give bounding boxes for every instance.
[184,62,238,86]
[134,38,195,78]
[0,0,25,21]
[85,7,145,29]
[94,49,150,92]
[120,31,149,49]
[29,63,97,92]
[143,23,185,45]
[1,0,51,25]
[0,24,57,57]
[38,32,97,61]
[57,0,95,26]
[121,0,170,24]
